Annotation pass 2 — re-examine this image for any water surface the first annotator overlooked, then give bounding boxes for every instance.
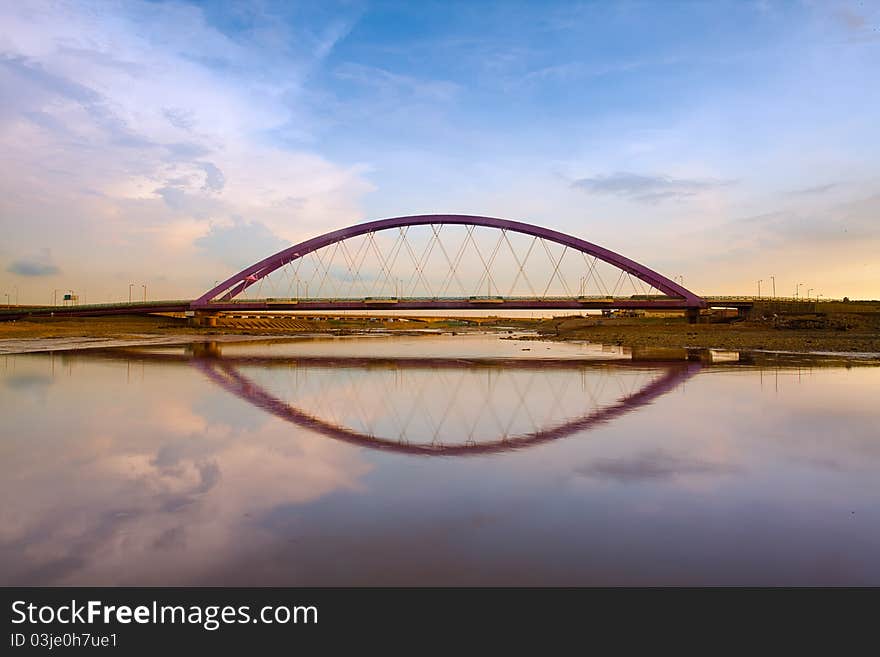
[1,334,878,585]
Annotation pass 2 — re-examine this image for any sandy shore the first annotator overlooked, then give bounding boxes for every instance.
[531,316,880,357]
[1,314,878,358]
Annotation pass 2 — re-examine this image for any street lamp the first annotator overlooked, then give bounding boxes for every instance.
[796,282,804,299]
[757,279,762,299]
[770,276,776,299]
[807,288,813,301]
[128,283,134,303]
[142,284,147,302]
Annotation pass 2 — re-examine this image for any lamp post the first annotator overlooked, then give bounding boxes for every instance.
[142,284,147,302]
[128,283,134,303]
[770,276,775,299]
[796,282,804,299]
[757,279,762,299]
[808,288,813,301]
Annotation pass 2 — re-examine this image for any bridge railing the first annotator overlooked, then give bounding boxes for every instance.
[705,296,842,303]
[222,294,682,304]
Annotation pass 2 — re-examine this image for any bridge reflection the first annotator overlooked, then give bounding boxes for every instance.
[197,357,698,456]
[94,343,701,456]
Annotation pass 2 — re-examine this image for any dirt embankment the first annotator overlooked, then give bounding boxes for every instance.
[1,313,878,356]
[534,314,880,354]
[0,314,470,342]
[0,315,203,340]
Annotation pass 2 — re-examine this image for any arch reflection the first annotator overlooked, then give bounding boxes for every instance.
[185,351,700,456]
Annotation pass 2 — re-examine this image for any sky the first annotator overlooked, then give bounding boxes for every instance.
[1,0,878,304]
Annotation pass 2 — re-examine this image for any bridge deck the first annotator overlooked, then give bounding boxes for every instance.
[1,296,825,321]
[0,296,708,320]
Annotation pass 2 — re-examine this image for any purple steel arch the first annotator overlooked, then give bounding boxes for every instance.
[193,214,704,307]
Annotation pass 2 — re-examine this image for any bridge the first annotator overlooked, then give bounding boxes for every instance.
[1,214,773,322]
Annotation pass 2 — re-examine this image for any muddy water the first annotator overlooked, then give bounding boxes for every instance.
[1,334,878,585]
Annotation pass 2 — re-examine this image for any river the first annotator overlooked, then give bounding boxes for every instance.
[1,333,878,585]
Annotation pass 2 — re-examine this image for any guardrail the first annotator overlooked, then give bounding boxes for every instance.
[223,295,685,303]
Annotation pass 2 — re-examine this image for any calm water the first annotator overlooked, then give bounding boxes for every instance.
[1,334,879,586]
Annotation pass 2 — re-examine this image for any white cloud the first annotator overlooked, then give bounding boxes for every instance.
[0,0,371,301]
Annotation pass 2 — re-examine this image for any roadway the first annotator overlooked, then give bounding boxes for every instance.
[1,295,821,321]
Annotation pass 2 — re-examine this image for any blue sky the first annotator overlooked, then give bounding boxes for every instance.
[1,0,878,302]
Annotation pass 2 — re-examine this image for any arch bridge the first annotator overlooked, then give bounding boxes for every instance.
[0,214,707,320]
[194,214,704,314]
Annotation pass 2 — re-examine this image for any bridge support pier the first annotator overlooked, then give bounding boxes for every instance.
[189,310,219,327]
[686,307,700,325]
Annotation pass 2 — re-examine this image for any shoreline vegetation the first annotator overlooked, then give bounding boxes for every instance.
[0,312,878,359]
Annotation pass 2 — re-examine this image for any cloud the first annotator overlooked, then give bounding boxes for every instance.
[724,192,880,246]
[0,0,371,300]
[195,218,288,268]
[571,172,733,203]
[334,63,459,103]
[832,6,880,43]
[162,107,196,131]
[198,162,225,192]
[7,250,59,277]
[789,182,838,195]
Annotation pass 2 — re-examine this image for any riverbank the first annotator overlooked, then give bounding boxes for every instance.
[1,313,878,358]
[529,315,880,355]
[0,315,469,354]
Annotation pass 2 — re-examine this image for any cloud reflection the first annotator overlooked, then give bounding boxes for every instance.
[576,448,743,483]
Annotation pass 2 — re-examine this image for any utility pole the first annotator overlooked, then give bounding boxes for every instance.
[770,275,776,299]
[142,284,147,302]
[128,283,134,303]
[757,279,762,299]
